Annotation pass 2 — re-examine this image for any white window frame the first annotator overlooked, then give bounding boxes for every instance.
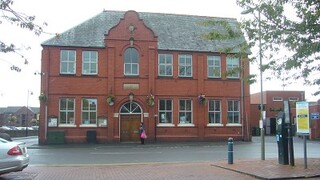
[226,57,239,78]
[81,98,97,126]
[59,98,76,127]
[60,50,76,74]
[158,99,173,126]
[227,100,240,124]
[178,54,192,77]
[158,54,173,77]
[289,97,299,101]
[124,48,139,76]
[178,99,194,126]
[273,97,283,101]
[207,55,221,78]
[208,100,222,126]
[82,51,98,75]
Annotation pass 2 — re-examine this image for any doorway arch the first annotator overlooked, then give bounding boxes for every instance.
[119,102,143,142]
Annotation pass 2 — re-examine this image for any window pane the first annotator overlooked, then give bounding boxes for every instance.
[186,66,192,76]
[234,112,239,123]
[60,112,66,124]
[83,99,89,110]
[132,64,138,74]
[166,66,172,75]
[159,100,165,110]
[180,100,185,110]
[227,112,233,123]
[159,65,166,75]
[166,100,172,110]
[67,113,74,124]
[82,112,89,124]
[179,67,185,76]
[186,100,192,110]
[60,99,66,110]
[166,112,172,123]
[125,64,131,74]
[186,112,192,123]
[61,51,68,60]
[179,112,186,123]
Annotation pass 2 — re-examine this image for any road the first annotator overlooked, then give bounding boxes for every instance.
[16,136,320,166]
[1,136,318,180]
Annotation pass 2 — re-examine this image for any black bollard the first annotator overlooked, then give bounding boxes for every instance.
[228,137,233,164]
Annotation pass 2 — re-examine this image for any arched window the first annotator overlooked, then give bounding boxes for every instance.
[124,48,139,76]
[120,102,142,114]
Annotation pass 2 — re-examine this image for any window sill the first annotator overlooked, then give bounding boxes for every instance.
[158,76,173,78]
[207,124,223,127]
[80,124,98,127]
[58,124,76,128]
[177,123,195,127]
[226,123,242,127]
[157,123,175,127]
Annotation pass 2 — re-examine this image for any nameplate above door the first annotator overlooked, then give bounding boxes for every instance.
[123,83,139,90]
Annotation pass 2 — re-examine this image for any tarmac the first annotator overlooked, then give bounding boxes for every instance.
[1,137,319,180]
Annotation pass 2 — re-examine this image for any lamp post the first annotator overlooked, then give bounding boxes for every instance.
[242,5,265,160]
[26,90,33,137]
[258,9,265,161]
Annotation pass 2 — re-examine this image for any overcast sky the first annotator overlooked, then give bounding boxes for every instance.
[0,0,318,107]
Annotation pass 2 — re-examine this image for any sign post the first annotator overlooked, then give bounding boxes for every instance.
[296,101,310,169]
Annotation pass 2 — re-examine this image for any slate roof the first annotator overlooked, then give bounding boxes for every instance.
[0,106,40,114]
[42,10,246,53]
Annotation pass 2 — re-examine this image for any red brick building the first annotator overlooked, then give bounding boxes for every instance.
[39,10,250,144]
[305,100,320,139]
[250,91,305,135]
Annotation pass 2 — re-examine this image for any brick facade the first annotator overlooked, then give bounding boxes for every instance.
[39,11,251,144]
[250,91,305,135]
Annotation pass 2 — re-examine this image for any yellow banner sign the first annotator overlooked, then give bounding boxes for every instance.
[296,101,310,134]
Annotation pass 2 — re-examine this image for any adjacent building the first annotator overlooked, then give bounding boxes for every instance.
[250,91,305,135]
[38,10,251,144]
[0,106,39,127]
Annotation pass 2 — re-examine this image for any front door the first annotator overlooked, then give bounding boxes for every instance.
[120,115,141,142]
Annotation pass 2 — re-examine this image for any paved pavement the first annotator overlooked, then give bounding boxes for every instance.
[1,158,319,180]
[1,137,319,180]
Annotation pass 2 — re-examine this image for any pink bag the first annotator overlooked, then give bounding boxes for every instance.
[141,130,147,139]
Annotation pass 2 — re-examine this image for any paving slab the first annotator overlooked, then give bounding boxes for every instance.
[212,158,320,179]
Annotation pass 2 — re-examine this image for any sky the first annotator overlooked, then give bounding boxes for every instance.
[0,0,319,107]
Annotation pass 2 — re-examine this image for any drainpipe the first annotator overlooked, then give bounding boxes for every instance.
[241,62,245,141]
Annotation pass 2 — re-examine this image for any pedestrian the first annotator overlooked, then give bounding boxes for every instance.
[139,122,146,144]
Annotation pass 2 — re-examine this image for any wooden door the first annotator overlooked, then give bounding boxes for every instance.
[120,115,141,142]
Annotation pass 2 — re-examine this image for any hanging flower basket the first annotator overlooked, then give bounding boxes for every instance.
[198,94,207,105]
[146,94,155,107]
[38,92,47,103]
[106,95,115,106]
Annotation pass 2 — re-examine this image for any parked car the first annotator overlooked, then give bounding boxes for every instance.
[0,126,12,131]
[0,133,12,141]
[0,137,29,175]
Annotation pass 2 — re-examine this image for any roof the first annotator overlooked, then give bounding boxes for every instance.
[42,10,246,53]
[0,106,40,114]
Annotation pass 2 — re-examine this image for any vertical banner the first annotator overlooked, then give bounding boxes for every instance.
[296,101,310,134]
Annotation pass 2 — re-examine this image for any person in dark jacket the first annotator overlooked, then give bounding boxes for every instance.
[139,122,145,144]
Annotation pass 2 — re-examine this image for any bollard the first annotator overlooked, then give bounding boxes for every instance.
[228,137,233,164]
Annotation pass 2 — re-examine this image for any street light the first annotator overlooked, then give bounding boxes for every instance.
[26,90,33,137]
[242,5,265,160]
